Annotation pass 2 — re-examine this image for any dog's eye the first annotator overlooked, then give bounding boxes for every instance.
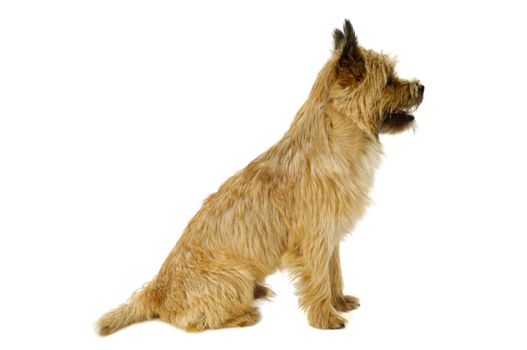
[386,76,394,86]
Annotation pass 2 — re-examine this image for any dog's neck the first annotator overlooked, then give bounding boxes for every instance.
[268,96,381,180]
[286,70,381,165]
[259,59,382,182]
[289,59,380,145]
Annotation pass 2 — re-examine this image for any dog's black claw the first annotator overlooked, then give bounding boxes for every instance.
[329,323,345,329]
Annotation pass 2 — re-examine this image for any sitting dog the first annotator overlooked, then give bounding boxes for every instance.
[97,19,424,334]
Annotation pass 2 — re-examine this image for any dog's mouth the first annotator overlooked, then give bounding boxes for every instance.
[386,109,415,123]
[380,108,416,134]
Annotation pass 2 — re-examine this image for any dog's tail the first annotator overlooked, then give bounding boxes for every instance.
[96,282,159,336]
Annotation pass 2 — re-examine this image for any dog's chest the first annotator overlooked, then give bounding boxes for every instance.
[331,141,382,240]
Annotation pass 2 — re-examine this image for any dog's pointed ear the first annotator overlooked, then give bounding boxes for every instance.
[333,19,359,64]
[333,19,364,82]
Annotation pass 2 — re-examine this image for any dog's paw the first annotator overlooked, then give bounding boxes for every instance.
[333,295,360,312]
[308,309,347,329]
[253,282,275,300]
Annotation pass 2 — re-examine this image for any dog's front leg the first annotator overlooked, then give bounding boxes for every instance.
[297,233,347,329]
[329,245,360,312]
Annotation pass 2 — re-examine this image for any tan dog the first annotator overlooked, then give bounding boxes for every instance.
[97,19,424,334]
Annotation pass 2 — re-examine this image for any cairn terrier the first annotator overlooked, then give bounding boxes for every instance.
[97,19,424,334]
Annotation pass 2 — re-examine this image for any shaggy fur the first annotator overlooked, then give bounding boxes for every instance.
[97,19,424,334]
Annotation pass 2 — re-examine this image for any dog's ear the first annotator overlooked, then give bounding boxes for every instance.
[333,20,364,81]
[333,20,359,62]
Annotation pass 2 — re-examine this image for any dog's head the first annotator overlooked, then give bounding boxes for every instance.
[330,20,424,135]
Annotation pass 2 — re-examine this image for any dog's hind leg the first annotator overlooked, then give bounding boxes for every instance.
[221,306,260,328]
[163,265,260,332]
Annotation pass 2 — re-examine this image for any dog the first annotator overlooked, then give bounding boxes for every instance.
[97,19,424,334]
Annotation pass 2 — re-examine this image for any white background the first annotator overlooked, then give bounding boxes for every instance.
[1,1,526,349]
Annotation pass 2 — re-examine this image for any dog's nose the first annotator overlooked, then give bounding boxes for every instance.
[418,84,425,95]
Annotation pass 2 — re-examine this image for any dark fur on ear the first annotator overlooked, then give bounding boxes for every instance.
[333,19,359,62]
[333,28,345,52]
[333,19,364,83]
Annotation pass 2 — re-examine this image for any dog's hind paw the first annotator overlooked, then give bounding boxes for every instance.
[253,282,275,300]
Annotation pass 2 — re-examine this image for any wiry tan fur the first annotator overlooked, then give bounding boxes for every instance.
[97,20,424,334]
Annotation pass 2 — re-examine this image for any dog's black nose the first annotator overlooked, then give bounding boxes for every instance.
[418,84,425,94]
